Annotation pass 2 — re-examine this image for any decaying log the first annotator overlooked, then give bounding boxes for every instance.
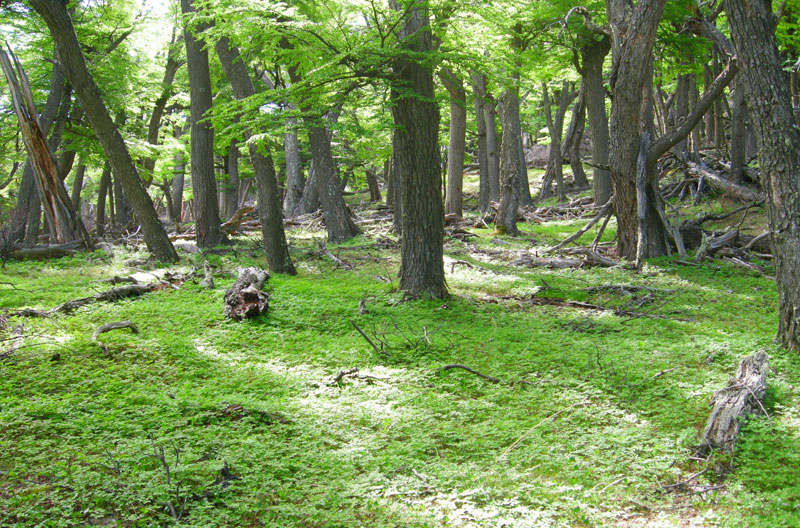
[223,267,269,320]
[221,206,255,234]
[9,245,78,260]
[685,162,764,202]
[200,260,214,289]
[700,351,769,453]
[513,250,619,269]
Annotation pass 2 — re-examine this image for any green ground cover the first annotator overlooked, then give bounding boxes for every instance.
[1,211,798,527]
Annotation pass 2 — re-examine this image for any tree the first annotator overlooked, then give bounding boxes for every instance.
[439,66,466,218]
[28,0,178,262]
[214,36,296,275]
[181,0,227,248]
[726,0,800,351]
[390,0,446,298]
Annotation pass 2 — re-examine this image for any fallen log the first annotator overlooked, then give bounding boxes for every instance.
[685,162,764,202]
[699,351,769,454]
[223,267,269,320]
[91,320,139,341]
[513,250,619,269]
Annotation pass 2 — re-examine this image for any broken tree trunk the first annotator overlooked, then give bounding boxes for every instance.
[223,267,269,320]
[0,44,90,247]
[700,351,769,453]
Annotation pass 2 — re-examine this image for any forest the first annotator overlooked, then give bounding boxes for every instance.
[1,0,800,526]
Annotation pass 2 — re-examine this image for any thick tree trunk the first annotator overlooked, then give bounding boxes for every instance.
[439,67,466,218]
[29,0,178,261]
[390,0,446,298]
[283,115,304,217]
[181,0,226,248]
[215,37,296,274]
[495,82,523,235]
[607,0,667,260]
[581,34,613,205]
[726,0,800,351]
[471,72,490,213]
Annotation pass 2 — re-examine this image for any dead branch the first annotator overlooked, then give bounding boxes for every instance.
[546,195,614,253]
[91,321,139,341]
[350,319,383,354]
[437,364,500,383]
[685,162,765,202]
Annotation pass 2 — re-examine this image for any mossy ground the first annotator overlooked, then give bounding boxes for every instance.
[1,192,799,527]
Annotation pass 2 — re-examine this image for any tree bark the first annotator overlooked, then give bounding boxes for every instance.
[95,162,111,237]
[215,36,296,274]
[565,81,590,189]
[539,81,578,202]
[389,0,446,298]
[365,168,381,202]
[29,0,177,261]
[495,77,523,235]
[581,34,613,205]
[69,159,86,212]
[181,0,226,248]
[298,161,320,215]
[224,138,240,220]
[439,67,466,218]
[726,0,800,351]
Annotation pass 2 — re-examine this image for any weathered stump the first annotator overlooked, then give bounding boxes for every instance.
[223,267,269,320]
[700,351,769,453]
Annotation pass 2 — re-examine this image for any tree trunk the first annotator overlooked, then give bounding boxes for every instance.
[215,37,296,274]
[298,161,320,215]
[484,93,500,202]
[29,0,177,261]
[181,0,226,248]
[471,72,490,213]
[283,115,304,217]
[581,34,613,205]
[224,138,240,220]
[70,159,86,212]
[728,75,747,184]
[607,0,667,260]
[390,0,445,298]
[565,81,590,189]
[95,162,111,237]
[0,45,89,247]
[495,75,524,235]
[141,29,182,185]
[539,81,578,202]
[726,0,800,351]
[439,67,466,218]
[366,168,381,202]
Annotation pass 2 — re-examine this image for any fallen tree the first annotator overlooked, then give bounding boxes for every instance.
[699,351,769,454]
[223,267,269,320]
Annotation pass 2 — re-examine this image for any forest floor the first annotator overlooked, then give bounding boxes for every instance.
[1,181,799,528]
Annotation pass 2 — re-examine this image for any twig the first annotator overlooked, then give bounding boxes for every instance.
[437,364,500,384]
[546,195,614,253]
[333,367,359,384]
[660,467,708,491]
[350,320,383,354]
[498,401,591,461]
[652,368,676,379]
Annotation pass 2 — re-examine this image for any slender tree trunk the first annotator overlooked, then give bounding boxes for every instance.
[484,93,500,202]
[390,0,445,298]
[298,161,320,215]
[215,36,295,274]
[726,0,800,351]
[29,0,177,261]
[439,67,466,218]
[95,161,111,237]
[729,75,747,184]
[181,0,226,248]
[283,115,304,217]
[582,33,612,205]
[70,159,86,212]
[565,81,590,189]
[224,138,240,220]
[471,72,490,212]
[539,81,577,202]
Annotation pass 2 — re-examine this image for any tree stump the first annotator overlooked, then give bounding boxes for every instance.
[223,267,269,320]
[700,351,769,453]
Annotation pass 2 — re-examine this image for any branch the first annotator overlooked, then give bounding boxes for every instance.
[648,59,736,164]
[437,364,500,383]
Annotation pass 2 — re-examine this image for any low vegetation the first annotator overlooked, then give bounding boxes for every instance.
[2,192,798,527]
